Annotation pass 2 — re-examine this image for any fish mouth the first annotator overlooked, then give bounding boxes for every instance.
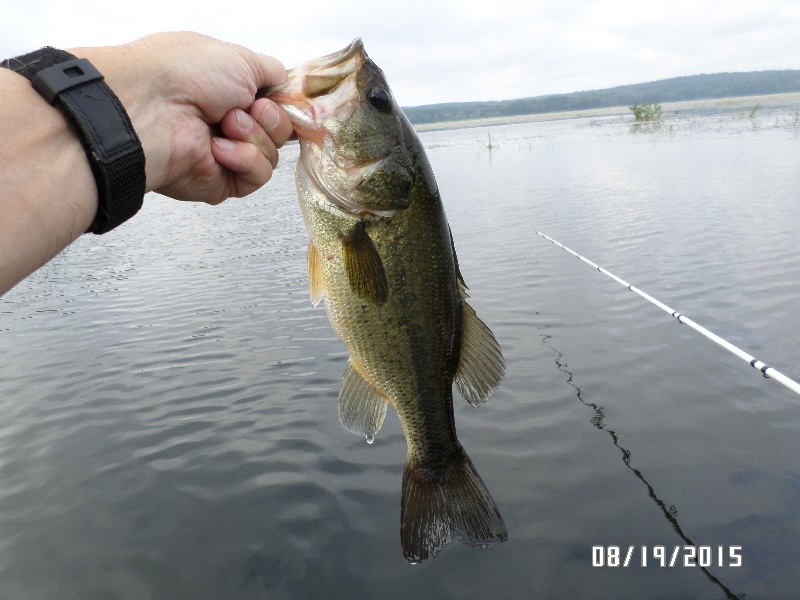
[259,39,364,98]
[291,38,365,75]
[260,39,366,137]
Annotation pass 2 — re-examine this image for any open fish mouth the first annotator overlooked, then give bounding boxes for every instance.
[259,39,366,134]
[291,38,365,77]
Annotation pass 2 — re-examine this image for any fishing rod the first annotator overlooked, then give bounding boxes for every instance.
[537,231,800,397]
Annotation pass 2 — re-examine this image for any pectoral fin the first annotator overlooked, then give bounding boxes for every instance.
[307,241,325,307]
[339,359,388,437]
[454,280,505,406]
[341,222,388,304]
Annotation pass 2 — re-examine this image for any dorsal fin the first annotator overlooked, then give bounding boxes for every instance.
[339,359,388,437]
[307,241,325,307]
[454,282,505,406]
[341,222,388,304]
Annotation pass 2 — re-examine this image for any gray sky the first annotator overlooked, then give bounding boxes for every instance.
[3,0,799,106]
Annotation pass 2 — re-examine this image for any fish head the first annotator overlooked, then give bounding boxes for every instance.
[266,39,415,217]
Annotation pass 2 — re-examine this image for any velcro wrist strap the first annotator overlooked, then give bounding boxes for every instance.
[1,47,146,234]
[32,57,104,103]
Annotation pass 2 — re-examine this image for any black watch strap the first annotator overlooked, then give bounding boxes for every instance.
[1,47,146,234]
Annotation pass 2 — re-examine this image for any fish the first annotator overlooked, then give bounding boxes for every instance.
[265,39,507,562]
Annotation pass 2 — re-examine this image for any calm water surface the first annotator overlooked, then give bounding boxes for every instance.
[2,104,799,599]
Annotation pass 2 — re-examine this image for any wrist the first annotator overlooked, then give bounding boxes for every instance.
[0,68,97,293]
[3,47,147,234]
[0,68,98,229]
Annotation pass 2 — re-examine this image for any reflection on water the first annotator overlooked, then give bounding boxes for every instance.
[2,101,800,598]
[541,331,740,599]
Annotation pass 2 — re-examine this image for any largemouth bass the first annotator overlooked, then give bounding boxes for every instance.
[266,39,507,562]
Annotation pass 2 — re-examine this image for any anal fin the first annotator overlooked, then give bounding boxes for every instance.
[341,222,388,304]
[338,359,388,437]
[454,281,505,406]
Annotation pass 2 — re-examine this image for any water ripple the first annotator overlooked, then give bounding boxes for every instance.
[2,110,800,598]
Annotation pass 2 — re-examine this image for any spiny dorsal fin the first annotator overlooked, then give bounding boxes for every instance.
[454,280,505,406]
[341,222,388,304]
[339,359,388,437]
[307,241,325,307]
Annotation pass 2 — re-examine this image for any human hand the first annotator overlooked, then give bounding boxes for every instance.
[71,32,294,204]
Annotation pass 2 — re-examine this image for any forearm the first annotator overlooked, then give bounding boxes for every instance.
[0,68,97,295]
[0,33,292,296]
[1,42,170,296]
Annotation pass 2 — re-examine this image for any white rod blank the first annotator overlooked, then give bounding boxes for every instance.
[537,231,800,397]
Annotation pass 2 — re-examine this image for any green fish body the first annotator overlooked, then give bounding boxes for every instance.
[268,39,506,562]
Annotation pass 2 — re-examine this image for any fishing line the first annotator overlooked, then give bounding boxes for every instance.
[537,231,800,397]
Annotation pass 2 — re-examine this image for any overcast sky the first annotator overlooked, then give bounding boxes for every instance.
[3,0,799,107]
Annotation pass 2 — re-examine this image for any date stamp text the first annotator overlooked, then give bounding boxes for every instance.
[592,545,742,568]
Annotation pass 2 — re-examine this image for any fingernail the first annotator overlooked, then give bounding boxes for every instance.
[213,137,235,152]
[235,108,254,131]
[257,101,281,131]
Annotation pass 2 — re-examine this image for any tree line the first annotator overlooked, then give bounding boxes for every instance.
[402,70,800,125]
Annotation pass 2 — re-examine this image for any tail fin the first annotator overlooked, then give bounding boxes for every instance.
[401,448,507,563]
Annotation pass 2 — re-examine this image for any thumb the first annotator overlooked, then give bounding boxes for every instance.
[242,49,289,91]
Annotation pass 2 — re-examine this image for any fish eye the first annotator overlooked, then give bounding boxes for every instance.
[368,87,391,111]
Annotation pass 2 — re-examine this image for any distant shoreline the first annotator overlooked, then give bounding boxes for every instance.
[412,91,800,132]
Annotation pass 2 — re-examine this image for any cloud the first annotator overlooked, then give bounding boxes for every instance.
[2,0,798,106]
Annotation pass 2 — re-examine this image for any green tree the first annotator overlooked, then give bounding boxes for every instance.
[629,103,662,121]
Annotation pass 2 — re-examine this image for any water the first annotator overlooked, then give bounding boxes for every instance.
[2,104,799,599]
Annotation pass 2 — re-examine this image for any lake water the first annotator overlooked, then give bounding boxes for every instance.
[2,103,799,599]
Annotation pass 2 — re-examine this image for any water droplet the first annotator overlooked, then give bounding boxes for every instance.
[365,435,375,445]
